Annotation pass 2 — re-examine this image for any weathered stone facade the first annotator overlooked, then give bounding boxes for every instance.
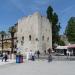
[17,12,52,54]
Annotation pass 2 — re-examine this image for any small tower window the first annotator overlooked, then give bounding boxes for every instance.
[29,35,31,41]
[21,36,24,45]
[47,37,49,41]
[35,38,39,41]
[42,35,44,40]
[21,41,24,46]
[22,36,24,41]
[16,40,18,43]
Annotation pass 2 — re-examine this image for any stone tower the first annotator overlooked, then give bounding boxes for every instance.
[17,12,52,55]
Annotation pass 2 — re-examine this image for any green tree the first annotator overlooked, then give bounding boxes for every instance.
[65,17,75,43]
[0,31,6,53]
[47,6,53,22]
[47,6,60,46]
[9,26,16,53]
[58,40,65,46]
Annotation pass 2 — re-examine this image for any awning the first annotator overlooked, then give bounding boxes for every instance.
[55,46,68,49]
[68,44,75,48]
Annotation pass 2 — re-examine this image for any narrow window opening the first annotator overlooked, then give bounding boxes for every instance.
[29,35,31,41]
[22,36,24,41]
[42,35,44,41]
[47,37,49,41]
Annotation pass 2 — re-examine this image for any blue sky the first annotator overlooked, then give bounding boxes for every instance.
[0,0,75,34]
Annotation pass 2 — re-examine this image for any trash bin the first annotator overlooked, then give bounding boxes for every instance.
[16,55,23,63]
[20,55,23,63]
[16,55,20,63]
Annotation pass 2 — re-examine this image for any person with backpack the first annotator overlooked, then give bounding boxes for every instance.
[37,50,40,59]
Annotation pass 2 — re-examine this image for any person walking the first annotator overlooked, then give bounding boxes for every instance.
[47,48,51,54]
[44,50,46,55]
[31,51,35,61]
[5,53,8,62]
[2,52,8,62]
[48,54,52,62]
[66,50,70,59]
[37,50,40,59]
[2,52,5,62]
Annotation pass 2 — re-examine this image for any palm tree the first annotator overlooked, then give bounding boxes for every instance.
[9,26,16,53]
[0,31,6,53]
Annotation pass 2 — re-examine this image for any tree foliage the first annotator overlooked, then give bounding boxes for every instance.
[47,6,60,46]
[47,6,53,22]
[58,40,65,46]
[8,26,16,53]
[0,31,6,53]
[65,17,75,43]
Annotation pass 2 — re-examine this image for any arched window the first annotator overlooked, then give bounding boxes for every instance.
[21,41,24,45]
[47,37,49,41]
[42,35,44,41]
[22,36,24,41]
[29,35,31,41]
[35,38,39,41]
[16,40,18,43]
[21,36,24,45]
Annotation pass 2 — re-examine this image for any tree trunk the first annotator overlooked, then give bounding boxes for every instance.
[2,35,4,54]
[11,33,14,53]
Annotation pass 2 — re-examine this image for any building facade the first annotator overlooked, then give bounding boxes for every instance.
[17,12,52,54]
[0,25,17,53]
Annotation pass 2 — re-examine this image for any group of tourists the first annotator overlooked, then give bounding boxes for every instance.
[0,48,52,63]
[25,48,52,62]
[26,50,40,61]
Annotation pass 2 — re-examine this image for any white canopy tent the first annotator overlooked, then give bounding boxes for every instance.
[55,46,68,55]
[55,46,68,50]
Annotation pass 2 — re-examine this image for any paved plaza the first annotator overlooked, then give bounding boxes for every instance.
[0,59,15,66]
[0,59,75,75]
